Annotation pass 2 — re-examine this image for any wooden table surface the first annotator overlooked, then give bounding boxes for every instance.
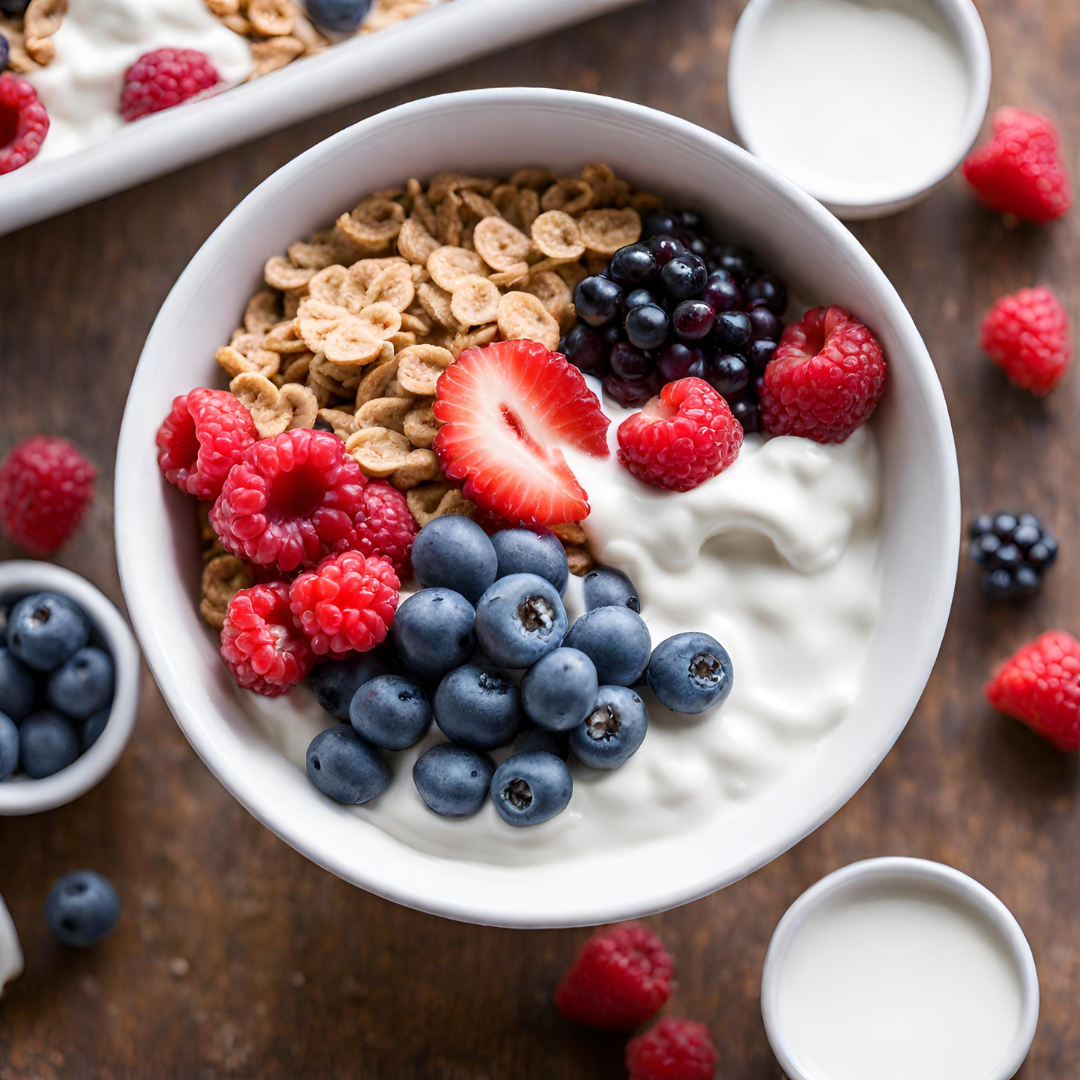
[2,0,1078,1075]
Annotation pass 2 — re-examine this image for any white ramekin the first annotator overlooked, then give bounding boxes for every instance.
[0,561,140,815]
[761,857,1040,1080]
[115,88,960,928]
[729,0,992,219]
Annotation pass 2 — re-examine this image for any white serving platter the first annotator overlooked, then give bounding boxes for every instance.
[0,0,642,237]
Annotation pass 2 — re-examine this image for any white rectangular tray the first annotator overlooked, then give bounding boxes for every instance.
[0,0,642,237]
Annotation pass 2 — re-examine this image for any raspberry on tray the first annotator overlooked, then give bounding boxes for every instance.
[981,286,1071,395]
[0,73,49,175]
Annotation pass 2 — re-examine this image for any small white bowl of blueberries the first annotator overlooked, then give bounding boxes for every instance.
[0,561,140,815]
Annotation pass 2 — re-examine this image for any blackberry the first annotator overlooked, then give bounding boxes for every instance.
[968,511,1057,600]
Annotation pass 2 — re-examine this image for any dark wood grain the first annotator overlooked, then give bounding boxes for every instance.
[2,0,1079,1075]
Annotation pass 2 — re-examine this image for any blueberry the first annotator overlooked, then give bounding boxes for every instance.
[433,664,521,750]
[747,338,777,375]
[992,512,1018,537]
[657,342,705,383]
[490,751,573,827]
[968,513,994,539]
[412,743,494,818]
[743,274,787,316]
[603,372,662,409]
[709,245,753,282]
[490,528,569,594]
[609,243,658,286]
[81,710,109,752]
[44,871,121,948]
[642,212,679,238]
[391,588,476,679]
[1013,565,1042,597]
[7,593,91,672]
[673,299,715,341]
[474,573,567,669]
[677,208,705,232]
[312,416,335,433]
[45,646,113,722]
[305,0,373,32]
[705,353,750,398]
[991,543,1021,571]
[625,304,669,351]
[306,725,389,805]
[514,726,569,759]
[712,311,752,352]
[349,674,432,750]
[731,397,760,433]
[0,32,8,72]
[609,341,656,382]
[1028,541,1057,570]
[564,606,651,686]
[521,647,598,732]
[312,651,388,721]
[625,288,660,311]
[981,568,1015,601]
[569,685,648,769]
[0,646,36,722]
[701,271,743,313]
[19,711,79,779]
[0,712,18,780]
[412,516,497,604]
[647,632,733,714]
[559,323,608,376]
[582,567,640,613]
[660,253,708,300]
[574,275,624,327]
[746,303,782,342]
[647,234,685,266]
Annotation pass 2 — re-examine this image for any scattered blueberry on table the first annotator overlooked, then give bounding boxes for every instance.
[44,871,120,948]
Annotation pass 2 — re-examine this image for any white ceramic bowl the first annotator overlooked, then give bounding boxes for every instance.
[761,858,1040,1079]
[729,0,991,219]
[0,562,140,815]
[115,88,959,927]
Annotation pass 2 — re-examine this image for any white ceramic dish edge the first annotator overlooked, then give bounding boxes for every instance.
[115,88,960,927]
[0,561,140,815]
[0,0,642,238]
[728,0,991,219]
[760,857,1040,1080]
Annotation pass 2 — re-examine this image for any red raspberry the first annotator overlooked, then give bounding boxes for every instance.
[0,436,96,554]
[219,581,315,697]
[617,378,742,492]
[210,429,372,574]
[553,922,674,1032]
[760,305,886,444]
[120,48,220,122]
[156,388,258,501]
[981,287,1070,395]
[963,107,1071,223]
[351,480,418,575]
[289,551,400,659]
[626,1017,719,1080]
[0,73,49,175]
[985,630,1080,752]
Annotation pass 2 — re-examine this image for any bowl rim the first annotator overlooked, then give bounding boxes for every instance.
[760,856,1040,1079]
[115,87,960,927]
[0,561,140,816]
[728,0,992,218]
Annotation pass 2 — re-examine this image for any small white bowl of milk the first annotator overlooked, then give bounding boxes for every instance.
[761,857,1039,1080]
[729,0,991,218]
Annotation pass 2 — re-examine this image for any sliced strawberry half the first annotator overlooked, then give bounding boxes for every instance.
[432,339,610,526]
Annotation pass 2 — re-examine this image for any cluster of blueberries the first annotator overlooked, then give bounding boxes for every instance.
[0,593,115,781]
[967,511,1058,600]
[558,208,787,432]
[305,516,734,828]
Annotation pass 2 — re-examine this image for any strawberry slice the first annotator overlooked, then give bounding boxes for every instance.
[432,339,610,526]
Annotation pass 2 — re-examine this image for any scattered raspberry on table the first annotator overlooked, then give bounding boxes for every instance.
[963,107,1071,224]
[0,436,96,555]
[981,286,1071,395]
[120,48,220,123]
[0,73,50,175]
[553,921,674,1032]
[985,630,1080,752]
[626,1016,719,1080]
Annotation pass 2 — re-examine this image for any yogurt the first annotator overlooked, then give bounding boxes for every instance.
[773,879,1027,1079]
[246,386,883,865]
[24,0,253,166]
[734,0,971,201]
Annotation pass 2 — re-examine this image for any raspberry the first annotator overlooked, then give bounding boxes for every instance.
[351,480,418,575]
[219,581,315,697]
[210,429,372,574]
[553,922,674,1032]
[156,388,258,501]
[981,287,1070,395]
[626,1017,720,1080]
[760,305,886,444]
[0,436,96,554]
[289,551,400,659]
[616,377,743,492]
[120,48,220,122]
[985,630,1080,752]
[0,73,49,175]
[963,107,1071,223]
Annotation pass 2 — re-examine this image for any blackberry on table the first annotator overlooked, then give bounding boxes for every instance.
[968,511,1057,600]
